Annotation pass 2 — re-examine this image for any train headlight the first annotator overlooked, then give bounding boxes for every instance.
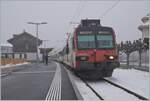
[80,56,86,60]
[109,56,114,60]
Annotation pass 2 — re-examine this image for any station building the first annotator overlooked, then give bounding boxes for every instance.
[7,30,43,62]
[1,43,13,53]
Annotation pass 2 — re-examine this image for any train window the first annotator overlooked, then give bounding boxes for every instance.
[1,54,6,58]
[77,35,96,49]
[96,35,113,48]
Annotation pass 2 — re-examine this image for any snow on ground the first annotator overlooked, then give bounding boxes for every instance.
[89,81,141,101]
[70,72,100,101]
[105,68,149,98]
[71,68,149,101]
[120,62,149,67]
[0,62,30,68]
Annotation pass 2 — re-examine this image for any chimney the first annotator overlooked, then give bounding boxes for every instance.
[13,34,19,38]
[23,29,26,33]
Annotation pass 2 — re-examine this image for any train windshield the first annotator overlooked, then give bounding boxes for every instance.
[77,35,96,49]
[96,34,113,49]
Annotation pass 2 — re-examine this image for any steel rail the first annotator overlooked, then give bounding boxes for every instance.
[78,76,104,100]
[103,78,148,100]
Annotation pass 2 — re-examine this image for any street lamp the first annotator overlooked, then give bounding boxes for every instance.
[27,22,47,63]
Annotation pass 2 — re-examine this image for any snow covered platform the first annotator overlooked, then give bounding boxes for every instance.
[120,62,149,72]
[105,68,149,99]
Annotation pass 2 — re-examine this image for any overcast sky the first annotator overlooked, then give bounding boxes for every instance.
[0,0,150,49]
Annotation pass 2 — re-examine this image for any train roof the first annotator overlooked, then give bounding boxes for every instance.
[76,25,113,32]
[76,19,113,32]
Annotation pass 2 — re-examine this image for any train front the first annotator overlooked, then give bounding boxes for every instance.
[74,19,120,77]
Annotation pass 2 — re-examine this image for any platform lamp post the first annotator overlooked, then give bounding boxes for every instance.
[27,22,47,63]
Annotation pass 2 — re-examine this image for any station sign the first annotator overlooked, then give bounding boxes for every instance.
[79,31,93,34]
[98,31,111,34]
[79,31,111,34]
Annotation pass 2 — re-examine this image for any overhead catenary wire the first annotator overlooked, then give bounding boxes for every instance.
[65,1,82,34]
[63,0,87,49]
[66,0,86,34]
[100,0,120,19]
[64,0,119,48]
[71,0,85,23]
[74,0,86,22]
[66,0,119,37]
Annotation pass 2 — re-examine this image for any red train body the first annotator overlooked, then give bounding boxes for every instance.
[60,19,120,78]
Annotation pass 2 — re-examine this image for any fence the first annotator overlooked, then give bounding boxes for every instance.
[1,53,27,65]
[119,50,149,71]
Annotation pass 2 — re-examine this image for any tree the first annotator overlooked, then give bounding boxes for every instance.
[134,39,146,67]
[118,39,149,68]
[118,41,136,68]
[143,38,149,50]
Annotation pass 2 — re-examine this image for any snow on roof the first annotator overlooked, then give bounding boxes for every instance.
[141,14,149,25]
[0,43,13,47]
[49,47,62,55]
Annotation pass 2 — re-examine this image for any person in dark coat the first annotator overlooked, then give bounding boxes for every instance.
[45,51,48,65]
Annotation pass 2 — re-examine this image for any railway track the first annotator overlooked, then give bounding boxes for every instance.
[81,78,104,100]
[61,63,148,100]
[79,76,148,101]
[102,78,148,100]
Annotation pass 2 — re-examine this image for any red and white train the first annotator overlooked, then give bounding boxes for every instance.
[59,19,120,78]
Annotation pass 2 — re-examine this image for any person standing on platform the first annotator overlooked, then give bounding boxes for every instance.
[45,51,49,65]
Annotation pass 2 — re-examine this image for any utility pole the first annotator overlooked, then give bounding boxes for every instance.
[27,22,47,63]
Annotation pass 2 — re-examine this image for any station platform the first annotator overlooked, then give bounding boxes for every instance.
[1,61,83,100]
